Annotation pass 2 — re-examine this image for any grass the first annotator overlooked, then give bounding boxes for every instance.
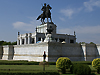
[0,65,58,71]
[0,64,99,75]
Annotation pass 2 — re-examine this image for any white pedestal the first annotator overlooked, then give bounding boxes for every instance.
[44,34,56,42]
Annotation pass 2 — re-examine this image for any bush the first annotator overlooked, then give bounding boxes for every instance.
[48,62,56,65]
[56,57,71,74]
[92,58,100,74]
[70,64,91,75]
[72,61,92,65]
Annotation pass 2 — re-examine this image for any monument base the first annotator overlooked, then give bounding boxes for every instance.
[44,34,56,42]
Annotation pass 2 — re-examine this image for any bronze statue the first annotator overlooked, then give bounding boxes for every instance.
[36,3,52,24]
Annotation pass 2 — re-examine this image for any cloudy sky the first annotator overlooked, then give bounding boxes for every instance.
[0,0,100,44]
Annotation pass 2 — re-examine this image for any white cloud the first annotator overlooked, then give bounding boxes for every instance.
[13,22,31,28]
[60,7,82,19]
[12,17,41,32]
[59,17,65,21]
[58,25,100,34]
[84,0,100,11]
[60,0,100,19]
[60,8,74,19]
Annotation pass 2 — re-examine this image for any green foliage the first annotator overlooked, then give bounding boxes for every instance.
[90,42,95,44]
[0,71,60,75]
[0,41,17,45]
[56,57,71,74]
[79,42,86,44]
[72,61,92,65]
[0,60,56,65]
[11,41,17,45]
[48,62,56,65]
[92,58,100,73]
[0,60,40,65]
[78,42,95,44]
[70,64,91,75]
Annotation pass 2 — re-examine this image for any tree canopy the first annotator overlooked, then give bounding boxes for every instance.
[0,41,17,45]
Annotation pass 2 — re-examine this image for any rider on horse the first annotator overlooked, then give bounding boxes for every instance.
[36,3,52,24]
[41,3,46,18]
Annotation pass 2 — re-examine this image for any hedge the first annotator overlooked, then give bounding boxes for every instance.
[70,64,91,75]
[0,60,39,65]
[0,60,56,65]
[72,61,92,65]
[0,71,60,75]
[0,60,92,65]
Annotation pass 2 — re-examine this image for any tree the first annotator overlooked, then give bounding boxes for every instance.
[90,42,95,44]
[11,41,17,45]
[56,57,72,74]
[0,41,4,45]
[0,41,17,45]
[92,58,100,74]
[79,42,86,44]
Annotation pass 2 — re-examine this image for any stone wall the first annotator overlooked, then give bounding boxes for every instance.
[13,42,48,61]
[48,42,84,62]
[0,45,14,60]
[82,44,99,61]
[2,45,9,60]
[95,44,100,58]
[48,43,100,62]
[0,43,100,62]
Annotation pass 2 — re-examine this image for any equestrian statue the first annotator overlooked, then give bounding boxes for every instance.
[36,3,52,24]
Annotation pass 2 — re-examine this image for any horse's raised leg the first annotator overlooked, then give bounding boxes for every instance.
[41,18,43,24]
[50,17,52,23]
[47,17,49,23]
[43,18,45,24]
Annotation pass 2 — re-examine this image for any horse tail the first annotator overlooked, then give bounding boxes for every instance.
[36,15,41,20]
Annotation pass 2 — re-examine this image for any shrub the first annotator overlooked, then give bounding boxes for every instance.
[72,61,92,65]
[70,64,91,75]
[92,58,100,74]
[0,60,40,65]
[56,57,71,74]
[48,62,56,65]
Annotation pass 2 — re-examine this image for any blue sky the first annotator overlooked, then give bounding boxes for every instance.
[0,0,100,44]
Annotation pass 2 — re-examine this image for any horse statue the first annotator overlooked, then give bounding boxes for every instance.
[36,4,52,24]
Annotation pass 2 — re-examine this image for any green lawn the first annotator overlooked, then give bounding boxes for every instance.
[0,65,58,71]
[0,65,99,75]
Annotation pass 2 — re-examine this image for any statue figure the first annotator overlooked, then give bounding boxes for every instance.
[41,3,46,19]
[36,3,52,24]
[43,51,46,61]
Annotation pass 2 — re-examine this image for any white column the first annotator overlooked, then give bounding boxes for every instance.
[41,38,43,42]
[20,37,22,45]
[26,37,28,44]
[34,36,38,43]
[17,39,19,45]
[28,36,30,44]
[24,36,26,45]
